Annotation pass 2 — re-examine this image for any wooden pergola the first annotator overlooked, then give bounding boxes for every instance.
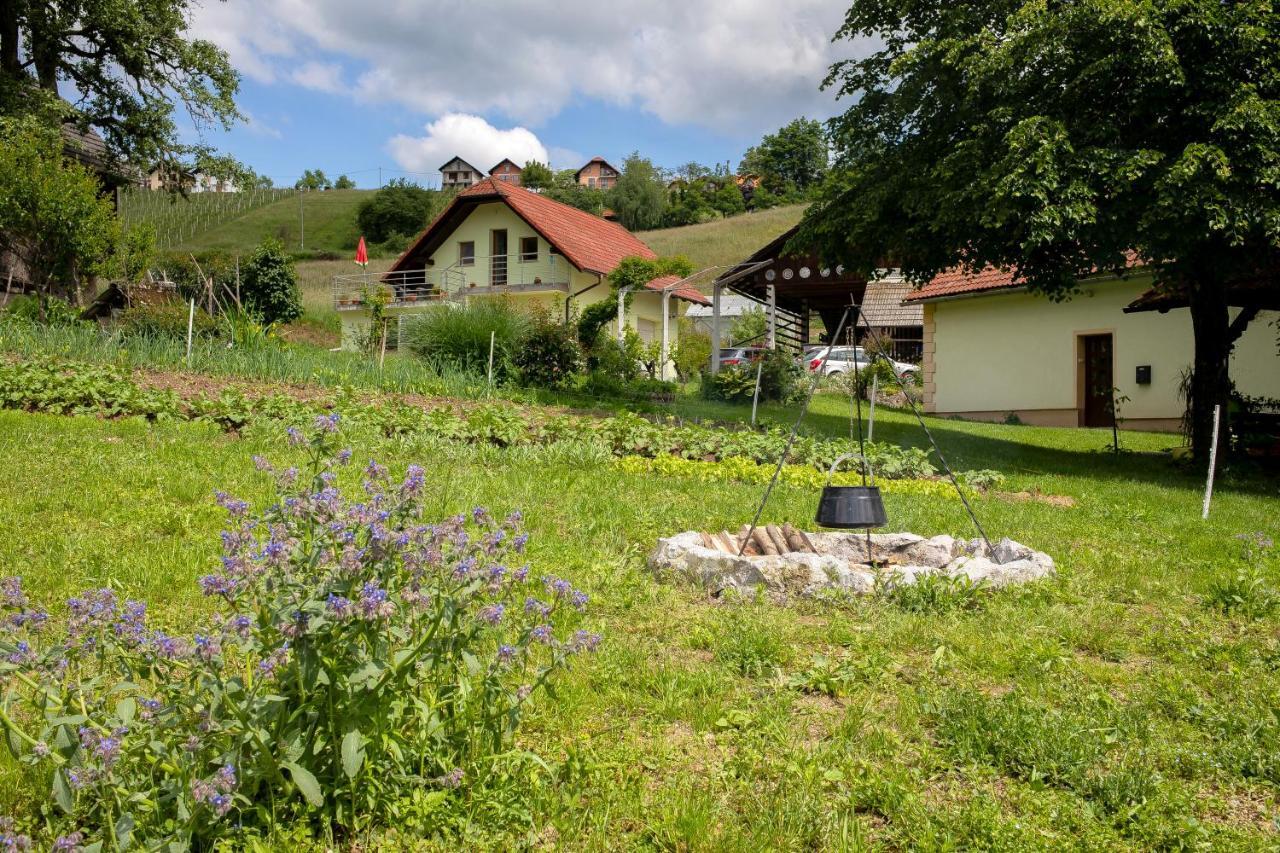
[708,225,874,372]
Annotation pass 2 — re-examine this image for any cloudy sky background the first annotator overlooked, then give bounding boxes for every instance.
[188,0,870,186]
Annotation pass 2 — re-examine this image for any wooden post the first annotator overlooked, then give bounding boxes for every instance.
[487,330,496,388]
[378,319,388,370]
[767,283,776,349]
[750,360,763,427]
[868,370,879,442]
[710,282,722,374]
[1202,404,1222,520]
[185,299,195,368]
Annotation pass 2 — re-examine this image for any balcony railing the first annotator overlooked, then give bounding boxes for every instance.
[332,253,571,310]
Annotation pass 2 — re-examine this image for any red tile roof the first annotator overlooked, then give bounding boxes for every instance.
[396,177,656,276]
[644,274,711,306]
[904,253,1144,302]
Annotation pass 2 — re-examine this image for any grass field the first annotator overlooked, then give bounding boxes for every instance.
[643,204,807,269]
[174,189,376,257]
[1,355,1279,847]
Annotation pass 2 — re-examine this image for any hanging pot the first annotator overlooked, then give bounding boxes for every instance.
[815,452,887,529]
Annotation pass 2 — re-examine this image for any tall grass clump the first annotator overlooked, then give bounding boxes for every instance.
[401,300,529,379]
[0,418,597,847]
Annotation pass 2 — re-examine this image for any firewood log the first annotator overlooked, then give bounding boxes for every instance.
[751,527,779,556]
[765,524,791,554]
[781,523,809,554]
[797,528,819,554]
[699,531,716,551]
[715,531,737,554]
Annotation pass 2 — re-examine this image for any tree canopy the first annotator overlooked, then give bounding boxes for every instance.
[357,179,444,246]
[520,160,555,190]
[802,0,1280,457]
[609,153,667,231]
[0,0,240,169]
[739,117,828,195]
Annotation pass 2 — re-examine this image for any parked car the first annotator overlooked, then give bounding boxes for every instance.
[806,346,918,378]
[718,347,766,367]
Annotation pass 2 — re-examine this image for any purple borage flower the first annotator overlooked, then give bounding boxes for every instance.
[477,604,504,626]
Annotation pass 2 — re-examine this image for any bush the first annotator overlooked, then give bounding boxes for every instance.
[515,319,582,388]
[241,239,302,326]
[586,329,643,383]
[3,294,88,327]
[356,179,444,244]
[702,349,802,403]
[0,420,596,847]
[118,302,218,339]
[673,324,711,381]
[402,299,529,380]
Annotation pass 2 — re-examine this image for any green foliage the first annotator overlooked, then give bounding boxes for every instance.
[807,1,1280,458]
[609,152,668,231]
[672,322,711,381]
[786,653,883,698]
[876,571,986,615]
[710,182,747,217]
[334,174,355,189]
[3,295,89,328]
[402,300,530,379]
[739,118,828,195]
[520,160,555,189]
[110,223,158,285]
[1,0,240,167]
[576,300,620,348]
[0,117,119,303]
[0,422,592,847]
[703,350,802,404]
[119,302,218,340]
[514,319,583,388]
[541,170,606,214]
[356,179,444,244]
[587,328,643,384]
[729,308,768,345]
[240,239,302,325]
[294,169,332,191]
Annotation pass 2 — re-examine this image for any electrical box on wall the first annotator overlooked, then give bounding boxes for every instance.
[1136,365,1152,385]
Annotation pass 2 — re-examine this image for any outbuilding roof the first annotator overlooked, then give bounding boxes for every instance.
[857,277,923,326]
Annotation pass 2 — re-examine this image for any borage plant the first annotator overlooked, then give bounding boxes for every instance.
[0,416,597,849]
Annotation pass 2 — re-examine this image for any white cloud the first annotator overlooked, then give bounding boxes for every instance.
[387,114,550,176]
[189,1,867,135]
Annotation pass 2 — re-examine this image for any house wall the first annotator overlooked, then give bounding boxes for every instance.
[922,275,1280,430]
[577,162,617,189]
[338,201,687,362]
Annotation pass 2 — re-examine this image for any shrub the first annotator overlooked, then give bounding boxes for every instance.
[672,324,711,381]
[0,419,596,847]
[402,300,529,380]
[515,319,582,388]
[586,328,642,383]
[118,302,218,340]
[3,294,88,327]
[356,179,444,244]
[240,239,302,326]
[703,349,802,403]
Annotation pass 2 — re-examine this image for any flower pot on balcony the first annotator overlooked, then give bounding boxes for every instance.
[405,295,418,303]
[533,277,542,284]
[469,282,477,288]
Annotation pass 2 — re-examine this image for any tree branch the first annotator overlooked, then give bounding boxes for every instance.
[1228,305,1260,344]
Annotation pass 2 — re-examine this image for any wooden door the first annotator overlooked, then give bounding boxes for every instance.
[1081,333,1114,428]
[490,229,508,286]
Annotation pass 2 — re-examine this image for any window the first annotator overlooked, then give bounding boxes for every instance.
[519,236,538,262]
[458,241,475,266]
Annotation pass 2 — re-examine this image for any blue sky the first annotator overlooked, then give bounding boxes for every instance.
[189,1,869,188]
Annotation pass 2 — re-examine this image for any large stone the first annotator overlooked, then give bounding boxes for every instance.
[649,530,1054,598]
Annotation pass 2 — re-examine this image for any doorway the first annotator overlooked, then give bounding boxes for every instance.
[490,229,508,286]
[1079,333,1114,428]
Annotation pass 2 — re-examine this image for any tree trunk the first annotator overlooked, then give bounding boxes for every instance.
[0,0,20,77]
[1186,279,1232,462]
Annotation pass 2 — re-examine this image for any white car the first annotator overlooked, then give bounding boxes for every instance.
[805,346,918,379]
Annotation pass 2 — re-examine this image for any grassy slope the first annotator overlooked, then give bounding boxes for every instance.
[642,204,806,269]
[174,189,376,256]
[1,382,1278,847]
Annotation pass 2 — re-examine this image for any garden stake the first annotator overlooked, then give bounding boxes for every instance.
[487,331,496,389]
[750,360,763,427]
[868,370,879,442]
[1202,404,1221,520]
[185,298,195,368]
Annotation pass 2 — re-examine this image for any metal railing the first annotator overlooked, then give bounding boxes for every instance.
[332,253,570,310]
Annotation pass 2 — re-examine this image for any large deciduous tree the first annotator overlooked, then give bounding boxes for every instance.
[739,117,828,195]
[609,153,667,231]
[803,1,1280,459]
[0,0,240,169]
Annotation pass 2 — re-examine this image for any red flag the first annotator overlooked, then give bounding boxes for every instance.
[354,236,368,267]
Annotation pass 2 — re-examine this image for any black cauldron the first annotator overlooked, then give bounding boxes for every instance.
[815,453,887,529]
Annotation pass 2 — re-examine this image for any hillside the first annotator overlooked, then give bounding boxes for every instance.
[174,189,376,257]
[641,204,806,270]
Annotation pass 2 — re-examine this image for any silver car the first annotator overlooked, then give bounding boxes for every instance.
[805,346,917,378]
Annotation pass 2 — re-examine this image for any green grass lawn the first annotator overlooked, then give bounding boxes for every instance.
[642,204,806,269]
[1,379,1278,847]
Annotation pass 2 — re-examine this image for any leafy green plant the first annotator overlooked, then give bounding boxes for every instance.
[875,571,986,615]
[959,469,1006,491]
[514,319,582,388]
[1204,568,1278,619]
[402,300,529,380]
[118,302,218,340]
[0,419,596,847]
[785,653,883,698]
[3,295,90,328]
[714,604,788,678]
[240,238,302,326]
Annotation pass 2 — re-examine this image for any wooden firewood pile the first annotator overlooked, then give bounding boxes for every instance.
[698,523,819,556]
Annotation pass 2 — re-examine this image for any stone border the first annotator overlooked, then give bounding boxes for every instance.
[648,531,1055,597]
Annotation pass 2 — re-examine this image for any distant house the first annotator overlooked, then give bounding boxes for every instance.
[575,157,619,190]
[489,158,522,186]
[905,266,1280,431]
[145,166,237,193]
[333,178,709,377]
[440,157,484,190]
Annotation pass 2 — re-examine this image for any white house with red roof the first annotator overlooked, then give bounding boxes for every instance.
[333,178,708,377]
[905,266,1279,431]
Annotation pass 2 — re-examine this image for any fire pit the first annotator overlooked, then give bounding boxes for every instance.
[649,524,1055,597]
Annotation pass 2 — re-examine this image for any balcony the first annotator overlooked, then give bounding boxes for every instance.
[332,253,572,311]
